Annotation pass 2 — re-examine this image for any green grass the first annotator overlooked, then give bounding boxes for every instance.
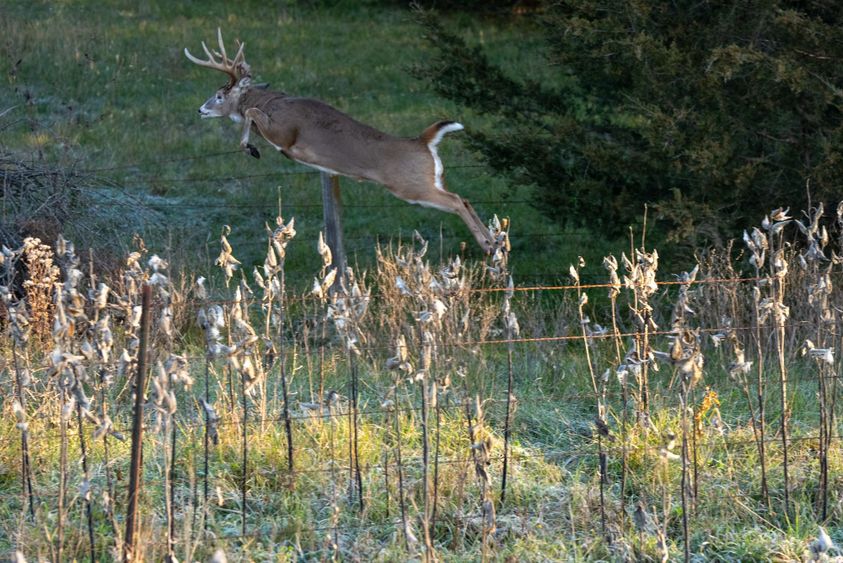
[0,0,623,284]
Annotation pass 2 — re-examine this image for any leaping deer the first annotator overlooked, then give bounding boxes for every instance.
[185,29,496,253]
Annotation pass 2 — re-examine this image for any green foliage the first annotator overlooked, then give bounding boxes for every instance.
[415,2,843,245]
[376,0,546,12]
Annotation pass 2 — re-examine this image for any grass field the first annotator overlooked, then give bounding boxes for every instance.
[2,2,843,562]
[0,0,621,284]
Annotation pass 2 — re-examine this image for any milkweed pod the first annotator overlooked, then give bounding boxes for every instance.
[320,268,338,295]
[317,231,332,270]
[148,255,168,272]
[61,395,77,421]
[311,277,324,299]
[12,399,25,423]
[253,268,265,290]
[272,239,286,262]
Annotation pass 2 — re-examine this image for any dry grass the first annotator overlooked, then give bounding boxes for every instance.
[1,206,843,561]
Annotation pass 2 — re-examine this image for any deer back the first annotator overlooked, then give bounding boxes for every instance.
[238,89,432,185]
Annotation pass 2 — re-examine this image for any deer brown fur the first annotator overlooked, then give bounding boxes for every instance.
[185,29,495,253]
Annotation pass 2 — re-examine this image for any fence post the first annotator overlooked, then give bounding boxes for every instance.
[124,283,152,562]
[321,172,347,288]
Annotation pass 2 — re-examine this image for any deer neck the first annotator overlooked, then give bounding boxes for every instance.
[238,87,286,115]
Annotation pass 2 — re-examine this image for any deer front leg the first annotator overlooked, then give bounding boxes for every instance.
[239,109,262,159]
[243,107,299,159]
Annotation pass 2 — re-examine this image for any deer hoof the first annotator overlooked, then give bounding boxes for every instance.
[245,143,261,159]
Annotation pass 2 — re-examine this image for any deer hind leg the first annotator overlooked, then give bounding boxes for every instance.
[458,197,497,253]
[407,188,495,253]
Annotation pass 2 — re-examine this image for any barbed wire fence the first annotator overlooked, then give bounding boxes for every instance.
[4,248,843,561]
[5,142,597,274]
[3,140,843,559]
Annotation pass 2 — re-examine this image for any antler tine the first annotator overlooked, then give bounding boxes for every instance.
[201,41,221,65]
[185,29,248,82]
[232,40,246,67]
[216,27,229,66]
[185,47,210,68]
[184,40,224,69]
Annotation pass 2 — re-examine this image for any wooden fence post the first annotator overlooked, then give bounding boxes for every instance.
[321,172,347,288]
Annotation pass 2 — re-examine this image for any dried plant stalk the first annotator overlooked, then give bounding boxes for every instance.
[263,216,297,476]
[743,225,771,507]
[75,400,96,562]
[10,338,35,518]
[766,209,792,518]
[500,276,517,505]
[604,255,626,534]
[622,246,659,421]
[571,259,607,534]
[123,283,152,562]
[795,203,835,519]
[669,265,702,562]
[196,276,221,535]
[57,385,67,563]
[5,248,38,520]
[465,395,495,563]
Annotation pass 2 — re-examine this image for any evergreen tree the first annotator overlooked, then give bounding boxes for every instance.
[415,3,843,244]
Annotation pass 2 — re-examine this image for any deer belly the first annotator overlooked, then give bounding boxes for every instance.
[407,198,453,213]
[286,145,368,180]
[301,161,343,177]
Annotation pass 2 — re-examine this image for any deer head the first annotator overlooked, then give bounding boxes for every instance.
[184,29,252,121]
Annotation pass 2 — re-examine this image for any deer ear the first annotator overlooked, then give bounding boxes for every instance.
[237,75,251,89]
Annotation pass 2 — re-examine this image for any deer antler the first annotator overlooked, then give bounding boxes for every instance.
[184,28,249,86]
